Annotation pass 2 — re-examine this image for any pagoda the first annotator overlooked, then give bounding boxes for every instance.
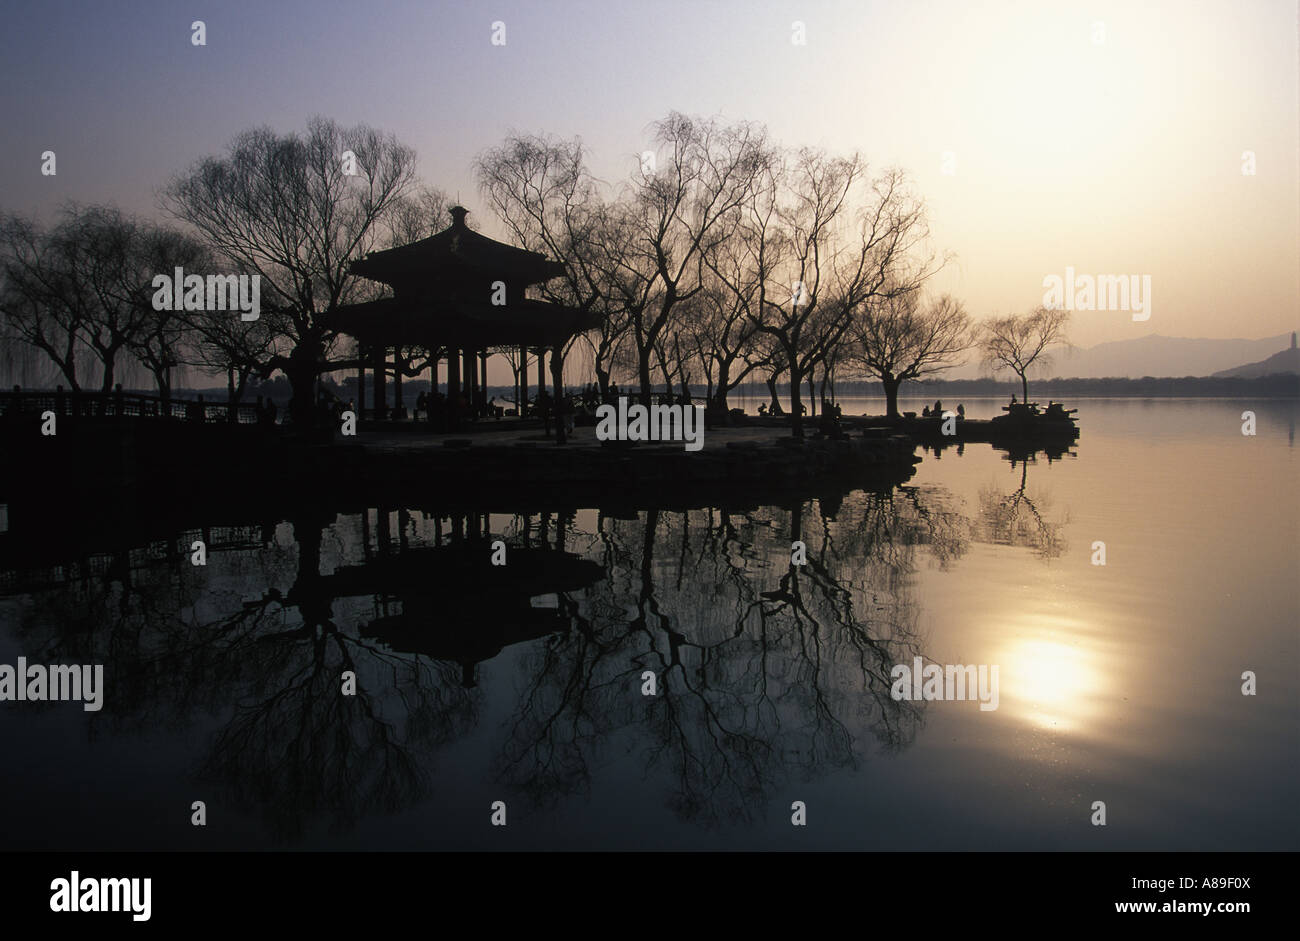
[326,206,599,438]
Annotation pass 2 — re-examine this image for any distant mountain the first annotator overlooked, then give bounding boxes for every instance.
[1212,341,1300,378]
[947,332,1295,379]
[1052,333,1297,378]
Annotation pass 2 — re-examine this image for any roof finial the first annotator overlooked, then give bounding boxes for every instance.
[450,205,469,229]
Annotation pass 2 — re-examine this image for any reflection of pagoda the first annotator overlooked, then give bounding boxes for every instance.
[308,541,603,687]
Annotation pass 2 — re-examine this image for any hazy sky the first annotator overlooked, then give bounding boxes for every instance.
[2,0,1296,355]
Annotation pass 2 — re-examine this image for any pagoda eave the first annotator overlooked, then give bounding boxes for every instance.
[324,297,599,349]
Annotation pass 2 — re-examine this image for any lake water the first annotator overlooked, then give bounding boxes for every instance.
[1,397,1295,850]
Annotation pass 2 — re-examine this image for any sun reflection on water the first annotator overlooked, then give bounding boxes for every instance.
[993,616,1112,733]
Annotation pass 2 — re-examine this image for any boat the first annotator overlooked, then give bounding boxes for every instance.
[987,401,1079,439]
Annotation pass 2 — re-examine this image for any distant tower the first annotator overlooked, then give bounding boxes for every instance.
[1292,331,1297,350]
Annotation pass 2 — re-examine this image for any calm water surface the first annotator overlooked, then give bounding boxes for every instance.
[1,397,1295,850]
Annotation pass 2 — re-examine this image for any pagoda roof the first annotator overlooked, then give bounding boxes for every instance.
[349,206,564,291]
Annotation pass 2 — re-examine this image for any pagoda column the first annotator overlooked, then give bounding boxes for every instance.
[463,348,476,415]
[356,346,366,416]
[519,344,528,415]
[393,357,403,419]
[424,356,437,425]
[447,347,461,421]
[551,343,566,445]
[372,345,387,421]
[480,352,489,410]
[536,348,545,411]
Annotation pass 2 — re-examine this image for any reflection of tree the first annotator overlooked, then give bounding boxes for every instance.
[973,459,1068,559]
[2,479,989,840]
[7,511,479,843]
[199,612,473,842]
[495,491,943,826]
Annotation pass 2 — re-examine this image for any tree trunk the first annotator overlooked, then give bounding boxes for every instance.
[882,374,902,418]
[60,335,80,391]
[637,347,653,405]
[788,352,804,438]
[714,361,729,412]
[288,365,316,427]
[287,335,325,428]
[658,355,674,399]
[234,367,251,409]
[1020,372,1028,402]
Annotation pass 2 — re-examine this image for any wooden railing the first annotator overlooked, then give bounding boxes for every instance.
[0,387,266,425]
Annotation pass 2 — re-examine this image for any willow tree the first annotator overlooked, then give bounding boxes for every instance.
[720,151,941,437]
[127,223,212,404]
[0,210,93,391]
[0,205,207,397]
[850,291,971,417]
[695,227,775,415]
[617,113,773,404]
[163,117,417,426]
[475,133,626,399]
[979,306,1071,402]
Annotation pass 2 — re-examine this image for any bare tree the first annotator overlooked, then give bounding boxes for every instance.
[0,206,205,398]
[61,206,159,393]
[176,256,280,412]
[128,225,212,403]
[476,133,627,398]
[724,151,940,436]
[616,113,772,404]
[849,291,972,417]
[386,185,454,247]
[979,306,1071,401]
[0,211,88,390]
[162,117,418,426]
[694,234,771,414]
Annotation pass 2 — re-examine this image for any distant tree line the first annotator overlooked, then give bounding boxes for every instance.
[905,374,1300,398]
